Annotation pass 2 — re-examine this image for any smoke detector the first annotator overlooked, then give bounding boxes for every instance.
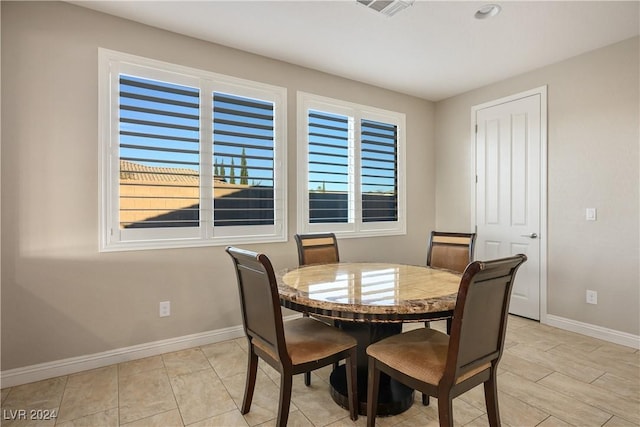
[356,0,415,17]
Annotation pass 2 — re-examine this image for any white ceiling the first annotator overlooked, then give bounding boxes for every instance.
[72,0,639,101]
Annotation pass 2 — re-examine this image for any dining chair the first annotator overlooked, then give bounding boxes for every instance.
[423,231,477,363]
[294,232,340,266]
[366,254,527,427]
[225,246,358,426]
[294,232,341,386]
[422,230,477,340]
[427,231,477,274]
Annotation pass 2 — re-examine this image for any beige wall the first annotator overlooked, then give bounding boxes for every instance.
[435,37,639,335]
[3,1,638,372]
[1,2,436,370]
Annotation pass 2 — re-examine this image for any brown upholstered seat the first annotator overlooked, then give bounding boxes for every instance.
[294,232,341,386]
[252,317,355,365]
[226,246,358,427]
[294,232,340,266]
[427,231,476,274]
[367,254,527,427]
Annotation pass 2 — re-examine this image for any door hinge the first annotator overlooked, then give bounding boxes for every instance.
[475,124,478,133]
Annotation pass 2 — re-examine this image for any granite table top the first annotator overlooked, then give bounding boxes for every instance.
[277,262,461,323]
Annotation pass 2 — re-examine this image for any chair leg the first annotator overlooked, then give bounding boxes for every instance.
[276,374,293,427]
[345,348,358,421]
[422,393,430,406]
[302,312,312,386]
[241,348,259,414]
[366,358,380,427]
[423,317,435,404]
[437,391,454,427]
[484,369,501,427]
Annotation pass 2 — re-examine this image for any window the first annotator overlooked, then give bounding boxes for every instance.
[99,49,287,251]
[297,92,406,237]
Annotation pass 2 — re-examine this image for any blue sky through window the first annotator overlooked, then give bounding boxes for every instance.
[119,76,396,196]
[119,75,276,189]
[213,92,274,187]
[308,110,349,193]
[119,75,200,171]
[361,118,397,195]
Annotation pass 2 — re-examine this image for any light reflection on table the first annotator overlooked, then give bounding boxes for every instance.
[278,262,461,322]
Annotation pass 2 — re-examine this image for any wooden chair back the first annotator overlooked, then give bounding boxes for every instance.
[295,233,340,266]
[445,254,527,386]
[225,246,290,365]
[427,231,476,274]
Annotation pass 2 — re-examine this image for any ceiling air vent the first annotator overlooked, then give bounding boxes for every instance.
[356,0,415,17]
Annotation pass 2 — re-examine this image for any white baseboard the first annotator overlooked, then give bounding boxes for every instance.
[0,325,245,389]
[6,313,634,389]
[1,314,303,389]
[545,314,640,349]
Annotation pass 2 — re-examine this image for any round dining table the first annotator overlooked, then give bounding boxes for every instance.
[277,262,461,416]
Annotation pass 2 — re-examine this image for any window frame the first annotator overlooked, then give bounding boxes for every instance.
[296,92,406,238]
[99,49,287,252]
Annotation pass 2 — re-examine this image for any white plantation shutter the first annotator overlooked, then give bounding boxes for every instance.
[297,92,406,238]
[213,93,276,227]
[119,75,201,229]
[307,110,351,223]
[360,118,398,223]
[100,49,286,251]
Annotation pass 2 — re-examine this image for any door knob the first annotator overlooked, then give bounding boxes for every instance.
[521,233,538,239]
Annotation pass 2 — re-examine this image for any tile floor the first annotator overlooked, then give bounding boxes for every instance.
[1,316,639,427]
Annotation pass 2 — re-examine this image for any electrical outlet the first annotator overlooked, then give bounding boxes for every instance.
[159,301,171,317]
[586,290,598,305]
[586,208,597,221]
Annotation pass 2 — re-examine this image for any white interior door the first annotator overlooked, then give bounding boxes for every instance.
[473,88,546,320]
